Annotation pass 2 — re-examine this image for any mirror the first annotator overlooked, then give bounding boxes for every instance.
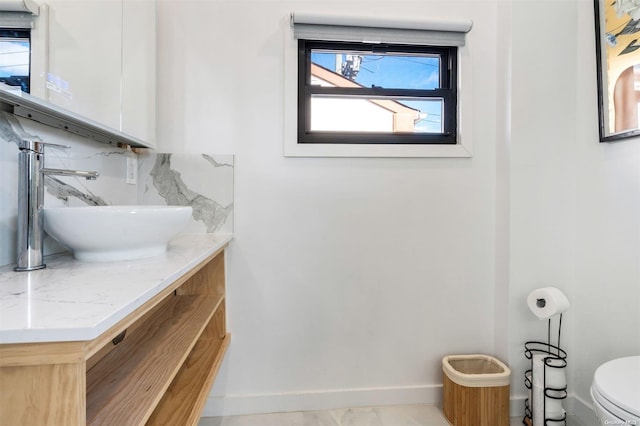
[1,0,156,145]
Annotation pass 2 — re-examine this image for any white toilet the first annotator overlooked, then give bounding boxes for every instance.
[590,356,640,425]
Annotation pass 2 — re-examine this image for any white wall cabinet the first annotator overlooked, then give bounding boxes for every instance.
[38,0,156,145]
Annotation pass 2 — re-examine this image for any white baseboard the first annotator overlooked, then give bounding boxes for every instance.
[203,387,598,423]
[202,384,443,417]
[567,393,598,426]
[510,395,526,419]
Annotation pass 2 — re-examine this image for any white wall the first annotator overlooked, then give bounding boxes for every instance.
[508,0,579,402]
[159,0,638,419]
[571,0,640,409]
[508,0,640,421]
[157,0,501,415]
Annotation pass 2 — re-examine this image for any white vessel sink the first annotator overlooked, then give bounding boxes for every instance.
[44,206,192,262]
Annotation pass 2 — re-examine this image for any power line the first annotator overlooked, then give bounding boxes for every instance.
[0,51,29,55]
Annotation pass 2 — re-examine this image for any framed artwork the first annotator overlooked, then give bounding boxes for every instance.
[594,0,640,142]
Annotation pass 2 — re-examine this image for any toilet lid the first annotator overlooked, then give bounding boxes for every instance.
[592,356,640,418]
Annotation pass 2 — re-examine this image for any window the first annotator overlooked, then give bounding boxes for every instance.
[0,29,31,93]
[285,13,473,157]
[298,40,457,144]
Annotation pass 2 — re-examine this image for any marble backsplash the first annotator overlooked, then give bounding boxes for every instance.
[0,112,234,267]
[138,152,234,234]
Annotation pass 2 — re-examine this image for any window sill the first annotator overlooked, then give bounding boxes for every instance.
[283,139,472,158]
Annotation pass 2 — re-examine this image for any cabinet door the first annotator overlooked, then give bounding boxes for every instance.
[43,0,156,145]
[122,0,156,145]
[46,0,122,131]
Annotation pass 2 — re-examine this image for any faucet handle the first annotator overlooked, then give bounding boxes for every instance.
[18,138,70,152]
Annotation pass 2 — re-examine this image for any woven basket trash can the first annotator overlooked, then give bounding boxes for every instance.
[442,354,511,426]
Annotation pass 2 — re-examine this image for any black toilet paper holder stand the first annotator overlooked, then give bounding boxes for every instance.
[523,314,568,426]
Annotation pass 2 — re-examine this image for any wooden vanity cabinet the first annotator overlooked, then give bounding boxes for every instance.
[0,247,229,426]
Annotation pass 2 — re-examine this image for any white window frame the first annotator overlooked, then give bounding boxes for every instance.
[283,13,475,158]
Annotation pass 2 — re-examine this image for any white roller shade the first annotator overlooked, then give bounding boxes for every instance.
[291,13,472,46]
[0,0,39,28]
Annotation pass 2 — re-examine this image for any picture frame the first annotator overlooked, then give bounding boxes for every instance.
[594,0,640,142]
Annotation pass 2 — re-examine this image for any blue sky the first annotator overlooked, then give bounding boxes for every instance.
[311,51,443,132]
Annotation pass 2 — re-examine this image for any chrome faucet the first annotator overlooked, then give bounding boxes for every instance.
[15,138,99,272]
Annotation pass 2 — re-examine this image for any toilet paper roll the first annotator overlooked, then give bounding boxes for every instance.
[531,383,564,426]
[532,354,567,388]
[533,383,563,413]
[545,409,566,426]
[525,370,532,405]
[527,287,570,320]
[532,381,543,426]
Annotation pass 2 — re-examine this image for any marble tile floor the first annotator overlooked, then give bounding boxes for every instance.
[199,404,589,426]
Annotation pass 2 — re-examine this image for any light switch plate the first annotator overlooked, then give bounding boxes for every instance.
[126,155,137,185]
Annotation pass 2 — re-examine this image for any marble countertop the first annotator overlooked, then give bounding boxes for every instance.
[0,233,232,344]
